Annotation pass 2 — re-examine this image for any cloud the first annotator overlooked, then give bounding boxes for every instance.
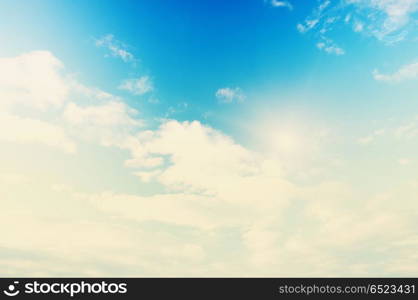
[357,117,418,146]
[95,34,135,63]
[0,51,76,152]
[373,62,418,82]
[2,50,418,276]
[118,76,153,95]
[297,0,418,54]
[316,41,345,55]
[0,113,76,153]
[63,101,142,148]
[369,0,418,41]
[270,0,293,10]
[394,119,418,139]
[0,51,69,110]
[64,101,140,128]
[353,21,364,32]
[215,87,245,103]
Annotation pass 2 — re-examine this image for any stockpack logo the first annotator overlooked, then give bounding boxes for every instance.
[2,280,128,297]
[3,281,20,297]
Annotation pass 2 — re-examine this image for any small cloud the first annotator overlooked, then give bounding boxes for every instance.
[215,87,245,103]
[373,62,418,83]
[357,128,386,145]
[344,14,351,23]
[270,0,293,10]
[398,158,412,165]
[316,41,345,55]
[357,136,374,145]
[165,102,189,117]
[95,34,135,63]
[394,120,418,139]
[296,23,306,33]
[297,19,319,33]
[119,76,153,96]
[353,22,364,32]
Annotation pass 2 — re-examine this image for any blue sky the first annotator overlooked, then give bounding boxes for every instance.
[1,0,418,276]
[2,0,418,126]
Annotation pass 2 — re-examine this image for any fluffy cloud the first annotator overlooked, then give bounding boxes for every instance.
[215,87,245,103]
[118,76,153,95]
[63,101,142,149]
[0,113,76,153]
[0,51,76,152]
[1,50,418,276]
[0,51,69,110]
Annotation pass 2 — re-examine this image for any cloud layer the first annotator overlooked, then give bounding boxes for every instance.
[1,51,417,277]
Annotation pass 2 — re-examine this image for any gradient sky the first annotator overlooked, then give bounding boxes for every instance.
[1,0,418,276]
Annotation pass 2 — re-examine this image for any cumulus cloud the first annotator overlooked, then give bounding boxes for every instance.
[215,87,245,103]
[95,34,135,63]
[1,50,418,276]
[0,51,76,152]
[118,76,153,95]
[0,113,76,153]
[0,51,69,110]
[62,101,143,151]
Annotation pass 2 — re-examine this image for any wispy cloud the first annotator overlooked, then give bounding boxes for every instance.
[118,76,153,95]
[296,1,344,55]
[215,87,245,103]
[373,62,418,82]
[270,0,293,10]
[297,0,418,55]
[95,34,135,63]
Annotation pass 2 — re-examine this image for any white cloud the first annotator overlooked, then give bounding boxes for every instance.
[2,50,418,276]
[373,62,418,82]
[0,113,76,153]
[394,119,418,139]
[298,0,418,54]
[63,101,142,148]
[0,51,69,110]
[369,0,418,41]
[316,41,345,55]
[270,0,293,10]
[118,76,153,95]
[95,34,135,63]
[215,87,245,103]
[353,21,364,32]
[296,19,319,33]
[63,101,140,128]
[357,117,418,146]
[0,51,76,152]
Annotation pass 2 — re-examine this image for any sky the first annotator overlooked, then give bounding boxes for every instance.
[0,0,418,276]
